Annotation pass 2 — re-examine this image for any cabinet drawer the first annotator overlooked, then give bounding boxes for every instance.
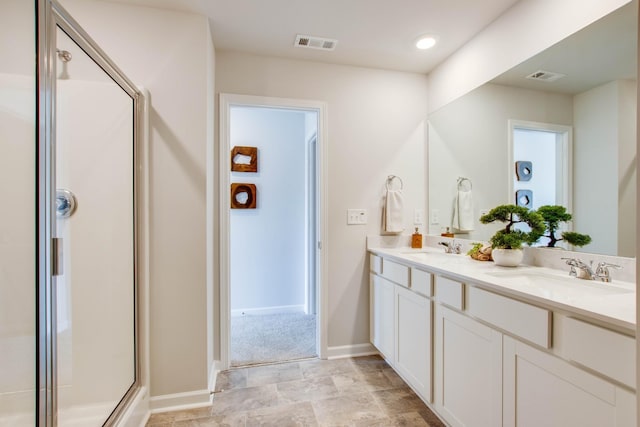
[410,268,433,297]
[434,276,464,310]
[382,258,410,287]
[564,317,635,389]
[467,286,551,348]
[370,254,382,274]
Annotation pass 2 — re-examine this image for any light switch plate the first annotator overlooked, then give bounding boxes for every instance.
[347,209,368,225]
[431,209,440,224]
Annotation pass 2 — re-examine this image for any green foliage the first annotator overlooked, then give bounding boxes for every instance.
[480,204,545,249]
[537,205,572,225]
[562,231,592,247]
[536,205,591,248]
[467,242,484,257]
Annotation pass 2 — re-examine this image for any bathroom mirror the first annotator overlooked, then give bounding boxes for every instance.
[428,0,637,257]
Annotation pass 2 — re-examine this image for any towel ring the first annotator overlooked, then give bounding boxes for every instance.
[386,175,403,190]
[457,177,472,191]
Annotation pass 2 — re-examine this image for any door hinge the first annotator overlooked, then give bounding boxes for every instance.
[52,238,63,276]
[318,241,322,250]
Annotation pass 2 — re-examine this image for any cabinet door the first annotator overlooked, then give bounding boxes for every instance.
[503,336,636,427]
[434,305,502,427]
[370,274,395,364]
[395,285,431,402]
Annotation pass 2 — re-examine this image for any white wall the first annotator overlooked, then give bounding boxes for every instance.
[574,80,637,257]
[217,51,428,351]
[427,0,631,113]
[61,0,214,401]
[428,83,573,240]
[0,1,36,424]
[513,129,559,209]
[617,80,637,257]
[230,107,307,313]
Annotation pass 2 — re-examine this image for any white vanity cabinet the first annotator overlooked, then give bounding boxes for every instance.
[370,273,395,364]
[503,335,636,427]
[434,301,502,427]
[395,284,431,401]
[369,250,636,427]
[369,255,432,401]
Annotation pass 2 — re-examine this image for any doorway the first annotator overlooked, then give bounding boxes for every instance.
[508,120,572,241]
[219,94,328,368]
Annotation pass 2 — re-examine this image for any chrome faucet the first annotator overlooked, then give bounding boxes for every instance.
[439,240,462,254]
[593,262,621,283]
[562,258,621,282]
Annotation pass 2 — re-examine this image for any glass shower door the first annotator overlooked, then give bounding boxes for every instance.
[54,26,136,426]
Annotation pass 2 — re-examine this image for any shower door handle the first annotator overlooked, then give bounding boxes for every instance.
[52,237,63,276]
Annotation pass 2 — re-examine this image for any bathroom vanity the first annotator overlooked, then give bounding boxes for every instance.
[369,245,636,427]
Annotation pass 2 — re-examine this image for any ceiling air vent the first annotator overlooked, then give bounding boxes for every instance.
[294,34,338,51]
[525,70,566,82]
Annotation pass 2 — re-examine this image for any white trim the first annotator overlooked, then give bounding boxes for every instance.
[507,120,573,213]
[208,360,224,396]
[149,390,211,414]
[326,343,379,360]
[120,87,151,427]
[231,305,305,317]
[117,386,149,427]
[219,93,329,369]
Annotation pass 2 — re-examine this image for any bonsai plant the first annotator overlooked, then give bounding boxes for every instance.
[479,204,545,266]
[536,205,592,248]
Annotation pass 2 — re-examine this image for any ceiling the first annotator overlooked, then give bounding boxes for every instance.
[492,0,637,95]
[106,0,521,74]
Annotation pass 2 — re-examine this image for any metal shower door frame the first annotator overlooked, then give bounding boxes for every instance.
[36,1,145,425]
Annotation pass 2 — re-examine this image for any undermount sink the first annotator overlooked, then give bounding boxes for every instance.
[402,251,459,262]
[485,269,634,297]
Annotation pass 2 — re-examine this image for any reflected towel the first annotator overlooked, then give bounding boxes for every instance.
[384,189,404,233]
[453,189,474,232]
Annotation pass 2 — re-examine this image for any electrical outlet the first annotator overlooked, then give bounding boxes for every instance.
[347,209,368,225]
[414,209,424,225]
[431,209,440,224]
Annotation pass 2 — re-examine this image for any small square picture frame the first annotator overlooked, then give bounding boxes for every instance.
[231,146,258,172]
[231,183,257,209]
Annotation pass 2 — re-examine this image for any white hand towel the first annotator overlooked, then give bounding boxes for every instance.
[384,189,404,233]
[453,189,474,232]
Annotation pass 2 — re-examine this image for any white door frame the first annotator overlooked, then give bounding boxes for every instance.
[219,93,328,369]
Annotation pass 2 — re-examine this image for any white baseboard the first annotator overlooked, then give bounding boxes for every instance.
[149,389,211,414]
[231,304,305,317]
[326,343,378,359]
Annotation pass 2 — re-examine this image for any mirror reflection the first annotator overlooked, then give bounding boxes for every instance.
[428,0,637,257]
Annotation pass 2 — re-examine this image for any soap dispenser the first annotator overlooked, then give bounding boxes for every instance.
[411,227,423,249]
[441,227,454,238]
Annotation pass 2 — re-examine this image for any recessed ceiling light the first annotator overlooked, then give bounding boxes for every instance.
[415,36,437,50]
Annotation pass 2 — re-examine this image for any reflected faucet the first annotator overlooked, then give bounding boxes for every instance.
[439,240,462,254]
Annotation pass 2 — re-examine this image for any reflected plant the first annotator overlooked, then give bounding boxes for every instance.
[536,205,591,248]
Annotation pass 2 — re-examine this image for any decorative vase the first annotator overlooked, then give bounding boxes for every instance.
[492,248,523,267]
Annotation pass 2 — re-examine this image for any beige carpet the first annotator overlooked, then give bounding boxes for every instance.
[230,312,317,367]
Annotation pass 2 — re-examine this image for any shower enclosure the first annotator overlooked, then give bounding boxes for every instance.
[1,0,147,425]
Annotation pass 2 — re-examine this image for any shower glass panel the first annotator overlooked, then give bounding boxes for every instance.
[55,26,135,426]
[0,1,36,426]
